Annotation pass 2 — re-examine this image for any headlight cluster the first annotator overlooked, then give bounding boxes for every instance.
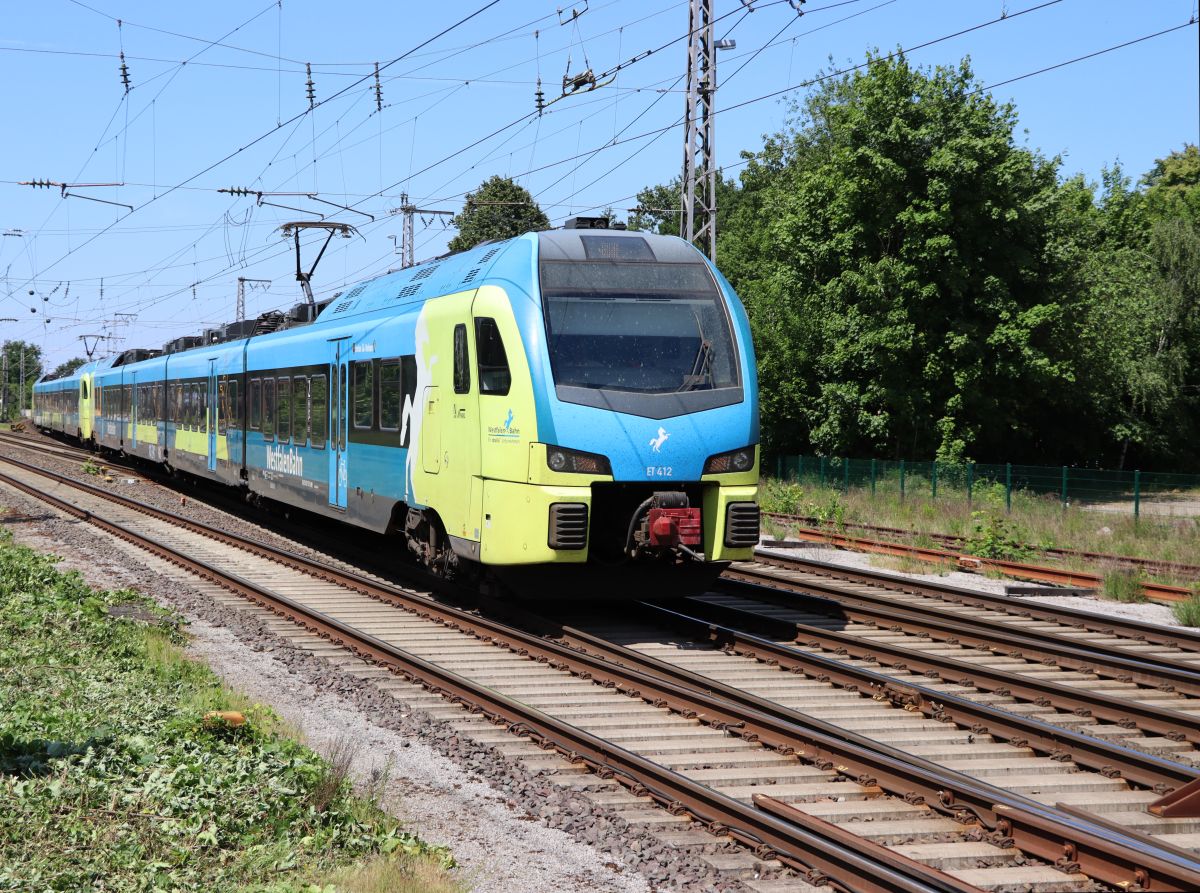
[546,445,612,475]
[703,446,756,474]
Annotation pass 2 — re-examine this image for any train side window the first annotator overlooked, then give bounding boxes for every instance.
[81,380,89,400]
[217,382,229,435]
[475,318,511,396]
[379,361,401,431]
[353,361,374,428]
[292,376,309,447]
[277,376,292,443]
[231,380,239,430]
[249,379,261,430]
[263,378,275,439]
[453,324,470,394]
[310,374,327,449]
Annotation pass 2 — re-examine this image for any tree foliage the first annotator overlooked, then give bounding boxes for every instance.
[638,52,1200,469]
[50,357,87,379]
[448,175,550,251]
[1,340,43,419]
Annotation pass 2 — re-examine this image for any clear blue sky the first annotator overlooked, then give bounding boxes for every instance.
[1,0,1196,370]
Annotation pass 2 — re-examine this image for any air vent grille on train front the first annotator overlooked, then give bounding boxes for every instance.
[330,299,356,314]
[724,502,761,548]
[397,284,422,299]
[548,503,588,550]
[462,268,479,284]
[413,263,440,281]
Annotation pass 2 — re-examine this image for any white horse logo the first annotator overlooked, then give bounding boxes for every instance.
[649,427,669,453]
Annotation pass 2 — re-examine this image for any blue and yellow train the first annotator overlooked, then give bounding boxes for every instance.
[34,222,760,595]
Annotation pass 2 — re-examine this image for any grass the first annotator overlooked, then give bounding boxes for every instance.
[0,527,461,893]
[760,476,1200,587]
[1102,570,1148,603]
[1173,594,1200,627]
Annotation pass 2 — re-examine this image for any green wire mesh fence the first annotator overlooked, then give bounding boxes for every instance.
[771,456,1200,519]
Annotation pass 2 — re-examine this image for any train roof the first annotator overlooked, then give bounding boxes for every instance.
[36,225,704,382]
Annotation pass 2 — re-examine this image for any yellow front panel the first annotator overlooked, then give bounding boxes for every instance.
[703,484,758,561]
[480,478,590,565]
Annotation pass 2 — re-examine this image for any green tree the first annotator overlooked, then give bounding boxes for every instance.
[1,340,43,420]
[50,357,87,379]
[628,173,744,237]
[448,176,549,252]
[715,52,1089,462]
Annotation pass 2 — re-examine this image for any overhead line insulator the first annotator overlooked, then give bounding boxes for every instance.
[306,62,315,109]
[119,51,132,93]
[374,62,383,112]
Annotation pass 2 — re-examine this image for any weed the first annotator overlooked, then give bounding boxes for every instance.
[1102,569,1147,603]
[310,735,360,813]
[1173,593,1200,627]
[810,493,846,528]
[963,511,1032,561]
[759,478,804,515]
[81,458,101,476]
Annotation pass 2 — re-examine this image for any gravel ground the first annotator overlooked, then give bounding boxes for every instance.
[757,538,1199,630]
[0,439,760,892]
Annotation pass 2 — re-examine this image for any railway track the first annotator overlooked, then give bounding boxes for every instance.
[764,513,1200,583]
[713,565,1200,755]
[750,549,1200,659]
[765,516,1195,603]
[3,452,1200,889]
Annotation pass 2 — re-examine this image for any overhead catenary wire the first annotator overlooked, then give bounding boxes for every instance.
[12,0,1185,365]
[4,0,505,305]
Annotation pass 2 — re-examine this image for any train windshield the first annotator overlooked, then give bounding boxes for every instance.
[540,261,739,394]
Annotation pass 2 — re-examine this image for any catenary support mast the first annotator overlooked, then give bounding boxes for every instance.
[680,0,717,259]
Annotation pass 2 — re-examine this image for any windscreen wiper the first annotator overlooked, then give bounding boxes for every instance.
[678,338,713,392]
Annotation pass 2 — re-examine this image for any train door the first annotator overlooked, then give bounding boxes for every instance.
[207,360,217,472]
[419,299,480,547]
[328,338,348,509]
[130,372,139,449]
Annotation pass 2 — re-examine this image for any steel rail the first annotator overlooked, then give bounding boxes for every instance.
[724,565,1200,695]
[4,457,1200,890]
[773,524,1192,602]
[544,602,1197,793]
[752,552,1200,655]
[764,512,1200,581]
[693,588,1200,749]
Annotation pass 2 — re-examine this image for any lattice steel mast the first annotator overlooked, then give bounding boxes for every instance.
[680,0,717,259]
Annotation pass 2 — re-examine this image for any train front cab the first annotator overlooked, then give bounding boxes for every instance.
[406,229,759,594]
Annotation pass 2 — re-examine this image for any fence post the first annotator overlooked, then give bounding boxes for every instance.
[1005,463,1012,513]
[899,460,906,500]
[1133,469,1141,523]
[967,462,974,505]
[870,458,877,497]
[931,461,938,500]
[843,458,850,494]
[1061,466,1068,510]
[820,456,827,488]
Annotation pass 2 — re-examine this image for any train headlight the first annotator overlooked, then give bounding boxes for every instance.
[703,446,756,475]
[546,445,612,475]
